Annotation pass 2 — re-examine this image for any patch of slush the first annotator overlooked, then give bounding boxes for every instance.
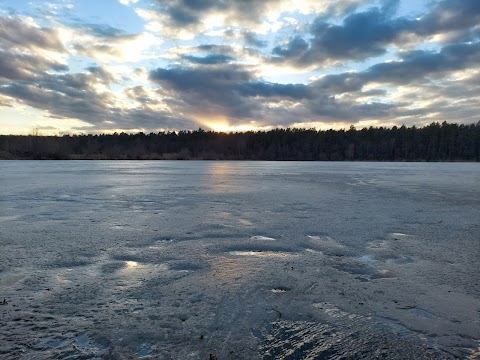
[239,219,254,226]
[0,215,19,222]
[306,235,343,245]
[313,302,361,320]
[250,236,276,241]
[331,259,396,280]
[304,248,323,254]
[229,250,293,257]
[388,232,412,239]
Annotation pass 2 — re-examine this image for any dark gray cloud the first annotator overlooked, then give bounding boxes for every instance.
[272,0,480,68]
[152,0,275,28]
[236,82,310,99]
[363,42,480,84]
[0,51,68,82]
[86,66,116,84]
[149,36,480,127]
[305,41,480,97]
[150,64,257,119]
[310,73,364,94]
[242,31,267,48]
[272,36,309,59]
[79,23,127,38]
[416,0,480,37]
[196,44,234,53]
[124,86,154,104]
[148,63,400,126]
[273,6,412,66]
[182,54,235,65]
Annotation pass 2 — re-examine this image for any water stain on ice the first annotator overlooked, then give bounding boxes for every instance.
[136,343,152,358]
[0,274,25,286]
[331,258,396,280]
[371,269,396,279]
[39,336,69,350]
[374,315,416,339]
[359,255,375,264]
[411,307,436,319]
[74,333,108,353]
[388,256,415,265]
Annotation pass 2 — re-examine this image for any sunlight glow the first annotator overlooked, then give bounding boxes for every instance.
[209,123,259,132]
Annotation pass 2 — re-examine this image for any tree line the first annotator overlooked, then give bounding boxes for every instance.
[0,121,479,161]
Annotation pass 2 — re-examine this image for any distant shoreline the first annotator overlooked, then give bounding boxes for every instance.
[1,158,478,162]
[1,122,479,162]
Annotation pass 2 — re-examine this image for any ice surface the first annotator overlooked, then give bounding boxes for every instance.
[0,161,479,359]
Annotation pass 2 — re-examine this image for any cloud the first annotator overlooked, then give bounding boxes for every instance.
[137,0,367,39]
[150,64,258,119]
[0,51,68,82]
[0,16,65,52]
[119,0,139,5]
[148,37,480,128]
[236,82,310,99]
[0,16,68,84]
[363,42,480,84]
[271,0,480,68]
[0,70,195,132]
[2,1,480,134]
[272,6,412,67]
[68,27,160,62]
[416,0,480,38]
[242,31,268,48]
[182,54,235,65]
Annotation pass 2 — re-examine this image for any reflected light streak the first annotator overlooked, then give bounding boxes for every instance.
[207,162,238,193]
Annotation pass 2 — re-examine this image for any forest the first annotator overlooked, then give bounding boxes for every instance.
[0,121,479,161]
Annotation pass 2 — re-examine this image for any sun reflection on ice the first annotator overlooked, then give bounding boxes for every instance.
[125,261,139,269]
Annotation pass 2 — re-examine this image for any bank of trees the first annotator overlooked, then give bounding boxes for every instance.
[0,121,479,161]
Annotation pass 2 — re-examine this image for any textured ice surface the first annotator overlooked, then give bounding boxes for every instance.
[0,161,479,359]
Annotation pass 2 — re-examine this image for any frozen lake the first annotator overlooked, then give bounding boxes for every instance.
[0,161,479,359]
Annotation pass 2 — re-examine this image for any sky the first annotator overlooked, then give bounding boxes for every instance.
[0,0,479,135]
